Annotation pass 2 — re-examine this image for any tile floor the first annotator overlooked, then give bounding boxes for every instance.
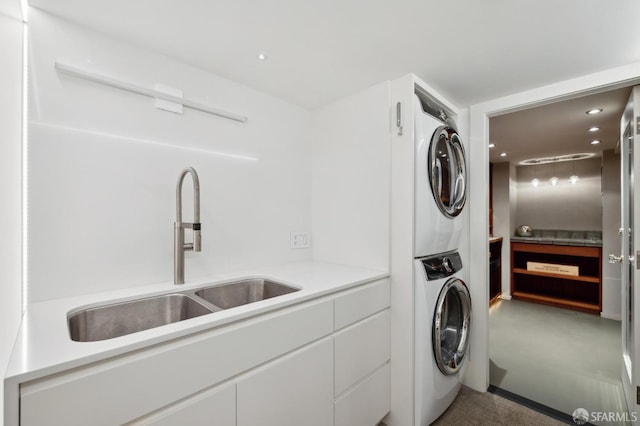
[490,298,626,426]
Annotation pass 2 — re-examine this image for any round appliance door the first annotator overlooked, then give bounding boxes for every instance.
[433,278,471,375]
[428,126,467,218]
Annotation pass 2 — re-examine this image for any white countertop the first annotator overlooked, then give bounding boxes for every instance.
[5,261,388,385]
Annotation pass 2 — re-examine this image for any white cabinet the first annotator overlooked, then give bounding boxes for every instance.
[334,279,390,331]
[237,338,334,426]
[333,310,391,426]
[333,279,391,426]
[17,278,390,426]
[334,310,390,396]
[335,363,390,426]
[130,382,236,426]
[20,298,333,426]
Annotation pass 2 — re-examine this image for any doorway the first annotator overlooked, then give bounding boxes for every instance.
[466,69,640,426]
[486,87,631,422]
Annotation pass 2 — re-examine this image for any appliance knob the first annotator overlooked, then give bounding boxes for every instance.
[442,257,453,273]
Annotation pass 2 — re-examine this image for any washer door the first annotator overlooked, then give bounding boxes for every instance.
[428,126,467,218]
[433,278,471,375]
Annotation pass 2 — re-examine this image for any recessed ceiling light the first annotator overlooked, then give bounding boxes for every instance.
[488,143,496,148]
[257,53,268,60]
[586,108,603,115]
[590,140,601,145]
[588,126,600,132]
[500,152,507,157]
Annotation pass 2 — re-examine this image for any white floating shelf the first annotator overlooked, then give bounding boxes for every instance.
[54,60,248,123]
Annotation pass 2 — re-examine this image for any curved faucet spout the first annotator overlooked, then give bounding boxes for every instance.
[176,167,200,224]
[174,166,202,285]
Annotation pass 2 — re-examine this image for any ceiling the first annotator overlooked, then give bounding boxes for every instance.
[27,0,640,110]
[0,0,21,21]
[489,86,632,164]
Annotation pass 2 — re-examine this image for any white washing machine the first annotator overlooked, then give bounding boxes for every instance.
[413,94,467,258]
[414,250,471,425]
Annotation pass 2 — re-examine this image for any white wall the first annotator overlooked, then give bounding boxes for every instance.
[387,74,416,426]
[0,6,23,424]
[515,158,602,231]
[466,103,490,392]
[602,149,621,320]
[456,106,471,283]
[310,81,390,271]
[27,9,313,303]
[0,0,19,20]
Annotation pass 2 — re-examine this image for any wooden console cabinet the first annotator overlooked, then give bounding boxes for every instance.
[510,242,602,314]
[489,238,503,305]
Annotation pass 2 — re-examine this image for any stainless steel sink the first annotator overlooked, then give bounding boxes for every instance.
[68,279,300,342]
[68,294,214,342]
[195,279,299,309]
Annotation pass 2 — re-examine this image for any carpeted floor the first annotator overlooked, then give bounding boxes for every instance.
[431,386,566,425]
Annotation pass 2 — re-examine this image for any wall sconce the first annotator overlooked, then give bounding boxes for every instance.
[549,163,559,186]
[531,165,539,187]
[569,161,579,184]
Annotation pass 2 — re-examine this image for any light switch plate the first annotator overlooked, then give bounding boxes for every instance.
[290,232,310,249]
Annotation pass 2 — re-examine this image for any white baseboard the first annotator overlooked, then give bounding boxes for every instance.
[500,294,512,300]
[600,312,621,321]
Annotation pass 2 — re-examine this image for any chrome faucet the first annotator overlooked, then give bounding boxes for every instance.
[174,167,201,284]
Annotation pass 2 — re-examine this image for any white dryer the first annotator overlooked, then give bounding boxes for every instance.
[414,250,471,425]
[413,95,467,258]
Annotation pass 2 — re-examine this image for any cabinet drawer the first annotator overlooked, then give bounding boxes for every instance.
[334,278,389,330]
[335,362,390,426]
[334,309,390,396]
[20,298,333,426]
[128,381,235,426]
[237,337,334,426]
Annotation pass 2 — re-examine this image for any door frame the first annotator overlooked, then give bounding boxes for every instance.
[465,61,640,393]
[620,91,640,417]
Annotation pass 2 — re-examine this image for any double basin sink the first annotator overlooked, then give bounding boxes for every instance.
[68,279,300,342]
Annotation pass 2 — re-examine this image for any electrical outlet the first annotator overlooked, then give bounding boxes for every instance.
[290,231,310,249]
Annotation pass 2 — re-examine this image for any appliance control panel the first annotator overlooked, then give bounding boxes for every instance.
[419,251,463,280]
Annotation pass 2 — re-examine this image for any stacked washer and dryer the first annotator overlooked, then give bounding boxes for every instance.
[412,93,472,425]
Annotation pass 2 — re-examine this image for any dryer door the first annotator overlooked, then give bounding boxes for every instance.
[428,126,467,218]
[433,278,471,375]
[449,132,467,212]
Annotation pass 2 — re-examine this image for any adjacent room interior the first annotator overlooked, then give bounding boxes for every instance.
[488,86,632,423]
